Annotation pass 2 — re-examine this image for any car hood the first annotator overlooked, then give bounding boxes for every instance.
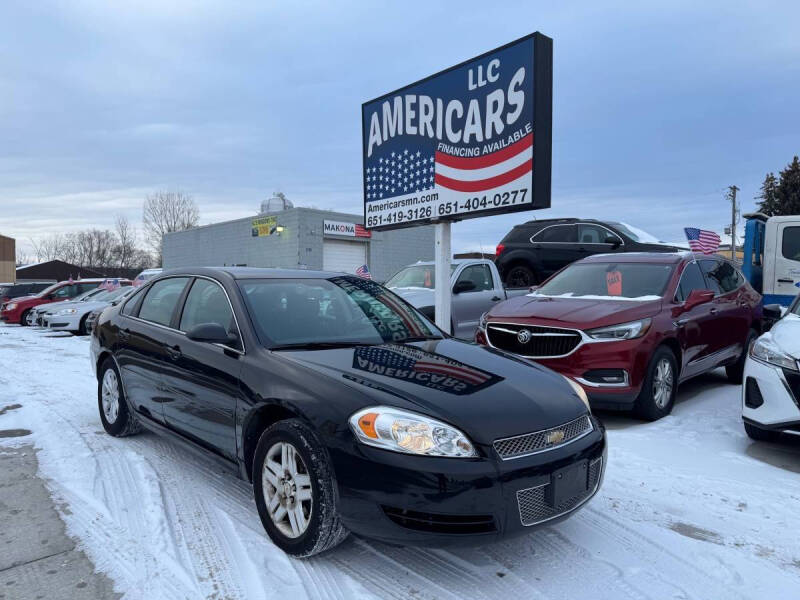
[487,293,663,329]
[389,287,434,308]
[9,295,39,304]
[769,314,800,358]
[49,300,110,314]
[275,338,588,445]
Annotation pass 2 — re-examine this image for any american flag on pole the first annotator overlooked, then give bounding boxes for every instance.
[684,228,721,255]
[355,264,372,279]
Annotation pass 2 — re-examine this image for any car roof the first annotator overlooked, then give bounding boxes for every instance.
[157,266,358,280]
[578,252,695,264]
[517,218,601,226]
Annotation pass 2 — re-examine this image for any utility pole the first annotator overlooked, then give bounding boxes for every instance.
[728,185,739,261]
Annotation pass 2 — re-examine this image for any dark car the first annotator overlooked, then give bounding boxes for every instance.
[495,218,684,287]
[0,282,51,306]
[477,253,763,420]
[91,267,606,557]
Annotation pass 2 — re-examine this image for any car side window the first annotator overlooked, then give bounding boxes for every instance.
[456,265,493,292]
[700,260,738,294]
[179,279,237,343]
[532,224,577,243]
[138,277,190,327]
[676,262,708,301]
[578,224,620,245]
[781,226,800,261]
[52,285,74,299]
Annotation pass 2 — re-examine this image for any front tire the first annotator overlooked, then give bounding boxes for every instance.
[98,359,141,437]
[253,419,348,557]
[77,314,89,336]
[744,422,780,442]
[635,346,678,421]
[19,309,30,326]
[726,329,757,384]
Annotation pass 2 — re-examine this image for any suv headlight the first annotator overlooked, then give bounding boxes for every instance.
[750,335,798,371]
[587,318,651,340]
[564,376,591,412]
[349,406,477,457]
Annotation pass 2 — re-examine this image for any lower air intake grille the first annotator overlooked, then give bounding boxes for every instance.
[381,506,496,534]
[516,457,603,527]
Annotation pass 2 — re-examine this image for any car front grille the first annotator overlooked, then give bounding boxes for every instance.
[486,323,582,357]
[493,415,593,460]
[381,506,497,534]
[516,457,603,526]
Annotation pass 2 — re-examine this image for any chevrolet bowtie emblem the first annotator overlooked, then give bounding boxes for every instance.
[546,430,565,445]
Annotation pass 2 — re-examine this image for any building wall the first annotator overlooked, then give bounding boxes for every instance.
[162,207,435,280]
[0,234,16,283]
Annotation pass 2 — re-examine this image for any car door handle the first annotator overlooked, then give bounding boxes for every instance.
[709,308,718,315]
[778,278,794,283]
[491,296,502,301]
[676,317,690,326]
[118,328,130,342]
[166,345,182,360]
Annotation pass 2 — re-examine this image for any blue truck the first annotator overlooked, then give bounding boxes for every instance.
[742,213,800,306]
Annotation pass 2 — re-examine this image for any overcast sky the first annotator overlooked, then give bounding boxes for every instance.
[2,1,800,258]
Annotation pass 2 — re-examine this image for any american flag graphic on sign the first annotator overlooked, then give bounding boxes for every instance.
[684,228,721,255]
[354,224,371,238]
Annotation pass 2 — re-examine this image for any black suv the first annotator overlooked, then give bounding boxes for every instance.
[495,219,683,287]
[0,282,51,306]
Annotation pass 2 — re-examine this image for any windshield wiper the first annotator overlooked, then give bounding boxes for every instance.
[394,336,443,343]
[271,341,376,351]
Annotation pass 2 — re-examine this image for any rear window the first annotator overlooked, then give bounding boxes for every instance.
[535,262,674,299]
[699,260,742,295]
[532,224,577,243]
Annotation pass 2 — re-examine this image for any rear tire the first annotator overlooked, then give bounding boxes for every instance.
[635,346,678,421]
[505,264,537,288]
[726,329,757,384]
[98,359,141,437]
[744,422,780,442]
[253,419,348,557]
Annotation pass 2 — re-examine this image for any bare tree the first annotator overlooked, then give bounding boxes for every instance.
[142,190,199,264]
[113,216,138,268]
[29,234,64,262]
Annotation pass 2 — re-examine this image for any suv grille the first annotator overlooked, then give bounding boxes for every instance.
[493,415,593,460]
[516,457,603,526]
[486,323,582,357]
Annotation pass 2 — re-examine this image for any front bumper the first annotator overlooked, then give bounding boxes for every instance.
[331,417,606,546]
[742,356,800,431]
[46,313,81,332]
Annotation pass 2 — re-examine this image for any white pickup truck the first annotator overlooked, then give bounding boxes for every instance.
[385,259,529,339]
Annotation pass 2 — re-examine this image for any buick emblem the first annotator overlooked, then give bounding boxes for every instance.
[546,430,565,445]
[517,329,532,344]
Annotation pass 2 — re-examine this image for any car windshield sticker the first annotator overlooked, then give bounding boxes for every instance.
[606,269,622,296]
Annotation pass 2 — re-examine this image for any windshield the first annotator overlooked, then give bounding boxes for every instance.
[75,288,107,302]
[535,262,674,299]
[239,276,442,347]
[608,222,664,244]
[35,282,62,297]
[385,264,458,289]
[104,287,134,302]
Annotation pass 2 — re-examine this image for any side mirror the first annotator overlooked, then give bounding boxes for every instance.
[684,289,715,311]
[186,322,238,345]
[604,235,621,247]
[528,285,539,293]
[763,304,783,321]
[453,280,477,294]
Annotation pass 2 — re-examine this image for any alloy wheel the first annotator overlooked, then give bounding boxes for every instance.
[652,358,674,409]
[101,369,120,424]
[262,442,313,539]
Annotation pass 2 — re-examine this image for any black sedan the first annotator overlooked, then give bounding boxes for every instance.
[90,267,606,557]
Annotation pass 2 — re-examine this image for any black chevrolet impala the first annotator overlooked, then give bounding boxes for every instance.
[90,267,606,557]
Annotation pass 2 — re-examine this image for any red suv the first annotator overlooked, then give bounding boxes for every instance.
[476,253,763,420]
[1,279,111,326]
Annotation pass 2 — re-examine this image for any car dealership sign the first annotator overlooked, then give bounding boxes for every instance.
[323,220,372,238]
[362,32,552,231]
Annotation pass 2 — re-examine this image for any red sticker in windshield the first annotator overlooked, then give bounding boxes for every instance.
[606,270,622,296]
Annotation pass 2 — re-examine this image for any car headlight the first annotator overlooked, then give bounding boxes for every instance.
[478,311,488,331]
[564,376,591,412]
[349,406,477,457]
[750,335,798,371]
[57,308,78,316]
[587,318,651,340]
[6,302,17,310]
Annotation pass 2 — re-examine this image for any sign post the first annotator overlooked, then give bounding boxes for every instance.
[361,32,552,331]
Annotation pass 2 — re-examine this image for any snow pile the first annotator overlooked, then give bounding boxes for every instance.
[528,291,663,301]
[1,325,799,599]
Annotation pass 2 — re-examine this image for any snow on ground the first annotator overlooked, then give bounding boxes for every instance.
[1,324,799,600]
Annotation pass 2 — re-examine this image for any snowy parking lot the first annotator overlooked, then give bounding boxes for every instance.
[1,324,799,600]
